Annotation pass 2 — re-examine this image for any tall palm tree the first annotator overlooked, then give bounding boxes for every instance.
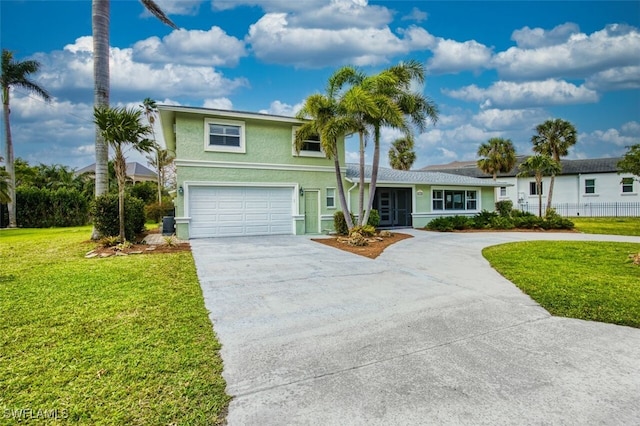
[531,118,577,213]
[295,92,356,229]
[92,0,176,237]
[363,60,438,225]
[140,97,164,203]
[477,137,517,181]
[1,49,51,228]
[146,147,174,200]
[0,156,10,204]
[389,136,416,171]
[94,106,154,242]
[517,155,561,218]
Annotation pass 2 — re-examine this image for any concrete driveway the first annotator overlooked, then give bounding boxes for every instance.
[191,230,640,425]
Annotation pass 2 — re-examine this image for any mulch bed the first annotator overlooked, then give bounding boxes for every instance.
[312,232,413,259]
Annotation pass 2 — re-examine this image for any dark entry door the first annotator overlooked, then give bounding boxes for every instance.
[375,188,412,227]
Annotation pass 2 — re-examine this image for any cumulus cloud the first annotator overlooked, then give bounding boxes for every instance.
[402,7,428,23]
[493,24,640,80]
[444,79,599,108]
[259,100,304,116]
[247,13,431,67]
[132,27,247,67]
[472,108,548,131]
[212,0,325,12]
[34,36,248,103]
[578,122,640,154]
[585,65,640,91]
[511,22,580,48]
[427,38,492,74]
[203,98,233,109]
[147,0,203,15]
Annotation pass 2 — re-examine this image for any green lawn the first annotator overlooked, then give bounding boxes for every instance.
[483,241,640,328]
[572,216,640,236]
[0,227,229,424]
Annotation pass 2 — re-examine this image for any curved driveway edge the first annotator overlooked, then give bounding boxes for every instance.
[191,231,640,425]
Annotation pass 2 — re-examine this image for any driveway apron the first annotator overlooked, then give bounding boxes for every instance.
[190,231,640,425]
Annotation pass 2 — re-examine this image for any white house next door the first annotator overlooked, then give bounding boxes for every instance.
[188,186,294,238]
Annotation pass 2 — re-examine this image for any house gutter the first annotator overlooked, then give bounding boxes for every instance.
[346,180,358,214]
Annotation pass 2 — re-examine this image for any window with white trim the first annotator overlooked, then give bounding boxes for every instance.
[585,179,595,194]
[326,188,336,208]
[530,181,543,195]
[292,127,325,158]
[432,189,478,211]
[622,178,634,193]
[499,187,507,197]
[204,118,245,153]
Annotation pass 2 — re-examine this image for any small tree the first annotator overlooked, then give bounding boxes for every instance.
[618,144,640,179]
[517,155,561,218]
[389,136,416,171]
[93,106,153,242]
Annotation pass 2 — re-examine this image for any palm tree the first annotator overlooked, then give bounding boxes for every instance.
[531,118,577,213]
[146,147,174,200]
[92,0,176,237]
[140,97,164,203]
[94,106,154,242]
[477,137,517,181]
[362,60,438,225]
[389,136,416,171]
[295,92,356,229]
[1,49,51,228]
[517,155,561,218]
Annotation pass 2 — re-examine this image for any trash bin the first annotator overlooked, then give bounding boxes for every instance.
[162,216,175,236]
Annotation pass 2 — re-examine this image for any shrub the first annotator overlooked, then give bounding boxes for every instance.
[91,193,146,241]
[367,209,380,228]
[16,187,90,227]
[472,210,498,229]
[489,216,515,230]
[145,202,175,223]
[350,224,376,237]
[542,210,574,230]
[495,200,513,217]
[426,216,472,232]
[333,211,356,235]
[127,181,157,204]
[513,214,542,229]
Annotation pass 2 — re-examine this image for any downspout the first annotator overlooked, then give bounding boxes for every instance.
[346,179,358,219]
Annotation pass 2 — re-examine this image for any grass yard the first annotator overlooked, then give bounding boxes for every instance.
[0,227,229,424]
[483,241,640,328]
[572,216,640,236]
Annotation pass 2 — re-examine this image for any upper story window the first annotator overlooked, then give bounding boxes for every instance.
[530,181,543,195]
[585,179,596,194]
[622,177,634,193]
[292,127,325,158]
[432,189,478,211]
[499,186,507,197]
[326,188,336,208]
[204,118,246,153]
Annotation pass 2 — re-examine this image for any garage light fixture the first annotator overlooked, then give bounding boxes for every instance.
[299,187,304,196]
[178,186,184,195]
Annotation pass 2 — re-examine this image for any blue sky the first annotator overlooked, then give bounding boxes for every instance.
[1,0,639,170]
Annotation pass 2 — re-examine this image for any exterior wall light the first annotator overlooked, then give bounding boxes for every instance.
[299,187,304,196]
[178,186,184,195]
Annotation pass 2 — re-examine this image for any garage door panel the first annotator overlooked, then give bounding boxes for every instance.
[189,186,294,238]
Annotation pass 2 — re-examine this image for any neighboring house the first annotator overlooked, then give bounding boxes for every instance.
[423,156,639,216]
[77,162,157,184]
[157,105,506,239]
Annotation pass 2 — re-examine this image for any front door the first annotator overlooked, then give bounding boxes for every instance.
[375,188,412,227]
[304,190,320,234]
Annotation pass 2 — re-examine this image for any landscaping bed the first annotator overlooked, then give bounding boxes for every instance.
[312,232,413,259]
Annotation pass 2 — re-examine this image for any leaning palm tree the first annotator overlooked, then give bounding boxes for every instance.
[389,136,416,171]
[140,97,164,203]
[531,118,577,212]
[94,106,154,242]
[477,137,517,181]
[146,147,174,201]
[517,155,562,218]
[1,49,51,227]
[92,0,177,237]
[295,92,356,229]
[362,60,439,225]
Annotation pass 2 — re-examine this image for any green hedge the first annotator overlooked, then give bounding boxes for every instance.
[426,209,574,232]
[91,193,146,241]
[16,187,90,227]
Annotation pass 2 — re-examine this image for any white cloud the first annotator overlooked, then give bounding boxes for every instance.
[511,22,580,48]
[444,79,599,108]
[621,121,640,136]
[259,100,304,116]
[152,0,203,15]
[493,24,640,80]
[402,7,428,23]
[427,38,492,74]
[212,0,325,12]
[132,27,247,67]
[579,125,640,150]
[35,37,248,102]
[203,98,233,109]
[472,108,548,131]
[585,66,640,91]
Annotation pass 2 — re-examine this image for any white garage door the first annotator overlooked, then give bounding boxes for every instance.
[189,186,294,238]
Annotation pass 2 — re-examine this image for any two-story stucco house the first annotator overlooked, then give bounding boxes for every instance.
[423,156,639,216]
[158,105,505,239]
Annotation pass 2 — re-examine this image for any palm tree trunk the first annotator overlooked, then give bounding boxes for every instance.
[92,0,110,239]
[2,94,16,228]
[546,174,555,215]
[358,131,365,226]
[156,149,162,204]
[114,148,127,242]
[363,125,381,226]
[537,177,543,218]
[333,144,353,229]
